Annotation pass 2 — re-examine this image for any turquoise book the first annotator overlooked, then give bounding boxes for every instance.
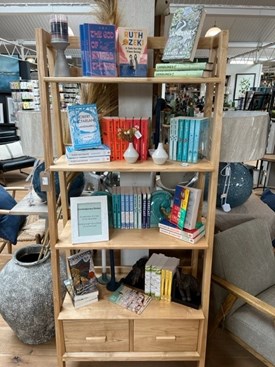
[68,104,102,150]
[187,118,196,162]
[162,6,206,62]
[176,118,185,161]
[192,117,209,163]
[182,119,190,162]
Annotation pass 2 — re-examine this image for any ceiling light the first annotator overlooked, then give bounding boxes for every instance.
[205,24,221,37]
[68,26,74,36]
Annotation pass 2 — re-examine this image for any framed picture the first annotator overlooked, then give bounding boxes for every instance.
[6,97,17,123]
[0,103,4,123]
[233,73,256,100]
[70,196,109,243]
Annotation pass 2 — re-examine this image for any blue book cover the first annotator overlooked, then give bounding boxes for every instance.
[67,104,102,150]
[65,144,111,157]
[182,119,190,162]
[192,117,209,163]
[117,27,148,77]
[84,23,117,77]
[187,118,196,163]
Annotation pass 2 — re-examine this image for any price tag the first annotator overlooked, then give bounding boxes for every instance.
[40,171,50,191]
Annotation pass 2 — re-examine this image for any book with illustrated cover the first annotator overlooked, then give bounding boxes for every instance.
[108,284,152,315]
[67,250,98,296]
[170,184,190,229]
[191,117,209,163]
[68,104,102,150]
[117,27,148,77]
[162,6,206,62]
[64,278,99,308]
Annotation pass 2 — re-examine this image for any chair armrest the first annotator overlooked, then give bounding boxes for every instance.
[0,209,12,215]
[4,186,31,198]
[212,274,275,319]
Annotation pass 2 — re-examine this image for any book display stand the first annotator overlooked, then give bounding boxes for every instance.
[35,27,228,367]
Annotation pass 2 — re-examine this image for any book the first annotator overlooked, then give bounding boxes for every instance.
[165,257,180,302]
[191,117,209,163]
[117,27,148,77]
[145,253,160,295]
[170,184,190,229]
[154,69,212,77]
[159,227,205,244]
[67,104,102,150]
[162,6,206,62]
[64,278,99,308]
[183,186,202,230]
[65,144,111,158]
[66,155,111,165]
[83,23,117,77]
[108,284,152,315]
[155,62,211,71]
[159,219,205,239]
[67,250,98,296]
[187,118,196,163]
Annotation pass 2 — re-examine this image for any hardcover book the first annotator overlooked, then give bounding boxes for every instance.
[183,186,202,230]
[191,117,209,163]
[159,219,205,239]
[117,27,148,77]
[162,6,206,62]
[82,23,117,77]
[67,250,98,296]
[68,104,102,150]
[170,184,190,229]
[65,144,111,158]
[159,227,205,244]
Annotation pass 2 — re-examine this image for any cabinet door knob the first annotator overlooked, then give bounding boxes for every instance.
[85,336,107,342]
[156,336,176,341]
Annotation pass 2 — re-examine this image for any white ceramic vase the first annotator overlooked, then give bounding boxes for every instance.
[123,142,139,163]
[152,142,168,165]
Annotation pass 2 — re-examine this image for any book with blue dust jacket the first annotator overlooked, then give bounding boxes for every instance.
[162,6,206,62]
[68,104,102,150]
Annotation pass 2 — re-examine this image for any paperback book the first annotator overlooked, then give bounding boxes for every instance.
[67,250,98,296]
[66,155,110,165]
[155,62,212,71]
[108,284,152,315]
[170,184,190,229]
[64,278,99,309]
[159,219,205,239]
[117,27,148,77]
[67,104,102,150]
[154,69,212,77]
[162,6,206,62]
[65,144,111,158]
[159,227,206,244]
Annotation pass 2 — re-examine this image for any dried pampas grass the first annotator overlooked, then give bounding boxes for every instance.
[81,0,121,117]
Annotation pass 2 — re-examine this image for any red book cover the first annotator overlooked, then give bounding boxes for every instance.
[112,116,121,160]
[140,117,149,161]
[133,117,142,159]
[101,117,115,160]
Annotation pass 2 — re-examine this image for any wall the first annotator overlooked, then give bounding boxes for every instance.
[225,63,263,106]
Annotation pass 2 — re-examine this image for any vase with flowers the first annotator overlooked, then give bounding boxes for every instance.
[117,125,139,163]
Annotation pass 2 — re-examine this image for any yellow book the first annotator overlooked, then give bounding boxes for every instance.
[166,257,180,302]
[161,268,166,300]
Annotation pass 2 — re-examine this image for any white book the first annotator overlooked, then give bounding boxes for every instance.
[66,155,110,164]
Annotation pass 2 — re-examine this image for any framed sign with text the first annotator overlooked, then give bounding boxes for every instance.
[70,196,109,243]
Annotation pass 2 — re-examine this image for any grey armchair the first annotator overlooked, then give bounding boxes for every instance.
[211,218,275,367]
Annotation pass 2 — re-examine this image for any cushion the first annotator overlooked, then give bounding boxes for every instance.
[212,218,275,315]
[261,188,275,212]
[0,141,24,161]
[0,186,26,244]
[225,285,275,366]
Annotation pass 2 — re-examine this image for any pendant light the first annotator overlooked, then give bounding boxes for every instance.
[205,22,221,37]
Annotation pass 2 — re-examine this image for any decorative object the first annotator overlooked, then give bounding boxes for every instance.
[0,245,67,344]
[106,249,120,291]
[205,23,221,37]
[123,142,139,163]
[233,73,256,101]
[50,14,70,77]
[6,97,17,123]
[217,111,269,211]
[70,196,109,243]
[152,142,168,165]
[150,190,173,227]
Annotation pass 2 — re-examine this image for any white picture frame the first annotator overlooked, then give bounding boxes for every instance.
[70,196,109,243]
[6,97,17,123]
[0,103,4,123]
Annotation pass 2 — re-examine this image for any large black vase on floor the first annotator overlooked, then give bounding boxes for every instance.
[0,245,67,344]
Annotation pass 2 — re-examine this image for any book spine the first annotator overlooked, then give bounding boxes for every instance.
[67,156,110,164]
[111,187,117,229]
[182,119,190,162]
[155,62,208,71]
[159,221,205,239]
[146,188,151,228]
[159,227,205,243]
[187,119,196,163]
[137,187,142,229]
[161,268,166,300]
[124,187,130,229]
[184,188,202,230]
[133,187,138,229]
[177,188,190,230]
[79,24,87,76]
[154,70,204,77]
[120,187,126,229]
[66,148,111,158]
[129,187,134,229]
[140,118,149,161]
[141,187,147,229]
[176,118,185,161]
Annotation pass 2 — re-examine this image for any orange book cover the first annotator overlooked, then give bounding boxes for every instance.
[140,117,149,161]
[101,117,115,160]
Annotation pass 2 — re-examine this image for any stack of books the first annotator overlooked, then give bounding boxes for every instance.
[65,250,99,308]
[144,253,180,302]
[66,103,111,164]
[158,219,205,244]
[169,116,209,164]
[154,61,214,78]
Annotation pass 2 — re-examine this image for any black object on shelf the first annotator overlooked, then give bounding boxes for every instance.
[106,250,120,292]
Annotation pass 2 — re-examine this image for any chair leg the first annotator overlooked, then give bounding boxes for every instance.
[0,240,12,254]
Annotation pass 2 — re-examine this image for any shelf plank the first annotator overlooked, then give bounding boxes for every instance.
[51,156,214,173]
[57,221,208,250]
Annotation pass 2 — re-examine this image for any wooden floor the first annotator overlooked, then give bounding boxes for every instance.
[0,170,266,367]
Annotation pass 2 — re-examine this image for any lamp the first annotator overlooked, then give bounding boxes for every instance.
[205,23,221,37]
[217,111,269,211]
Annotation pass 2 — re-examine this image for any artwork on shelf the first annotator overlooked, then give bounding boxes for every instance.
[0,55,20,93]
[0,104,4,123]
[233,73,256,101]
[70,196,109,243]
[6,97,17,123]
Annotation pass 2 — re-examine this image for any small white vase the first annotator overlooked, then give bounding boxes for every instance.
[152,142,168,165]
[123,142,139,163]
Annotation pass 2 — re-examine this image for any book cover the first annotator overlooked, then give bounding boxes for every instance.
[67,250,98,296]
[165,257,180,302]
[68,104,102,150]
[145,253,159,295]
[170,184,190,229]
[159,227,205,244]
[154,69,209,77]
[191,117,209,163]
[176,118,185,161]
[64,278,99,301]
[182,118,190,162]
[84,23,117,77]
[117,27,148,77]
[162,6,206,62]
[65,144,111,158]
[159,219,205,239]
[108,284,152,315]
[73,296,98,309]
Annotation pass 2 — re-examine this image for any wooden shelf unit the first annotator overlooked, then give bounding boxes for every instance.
[35,28,228,367]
